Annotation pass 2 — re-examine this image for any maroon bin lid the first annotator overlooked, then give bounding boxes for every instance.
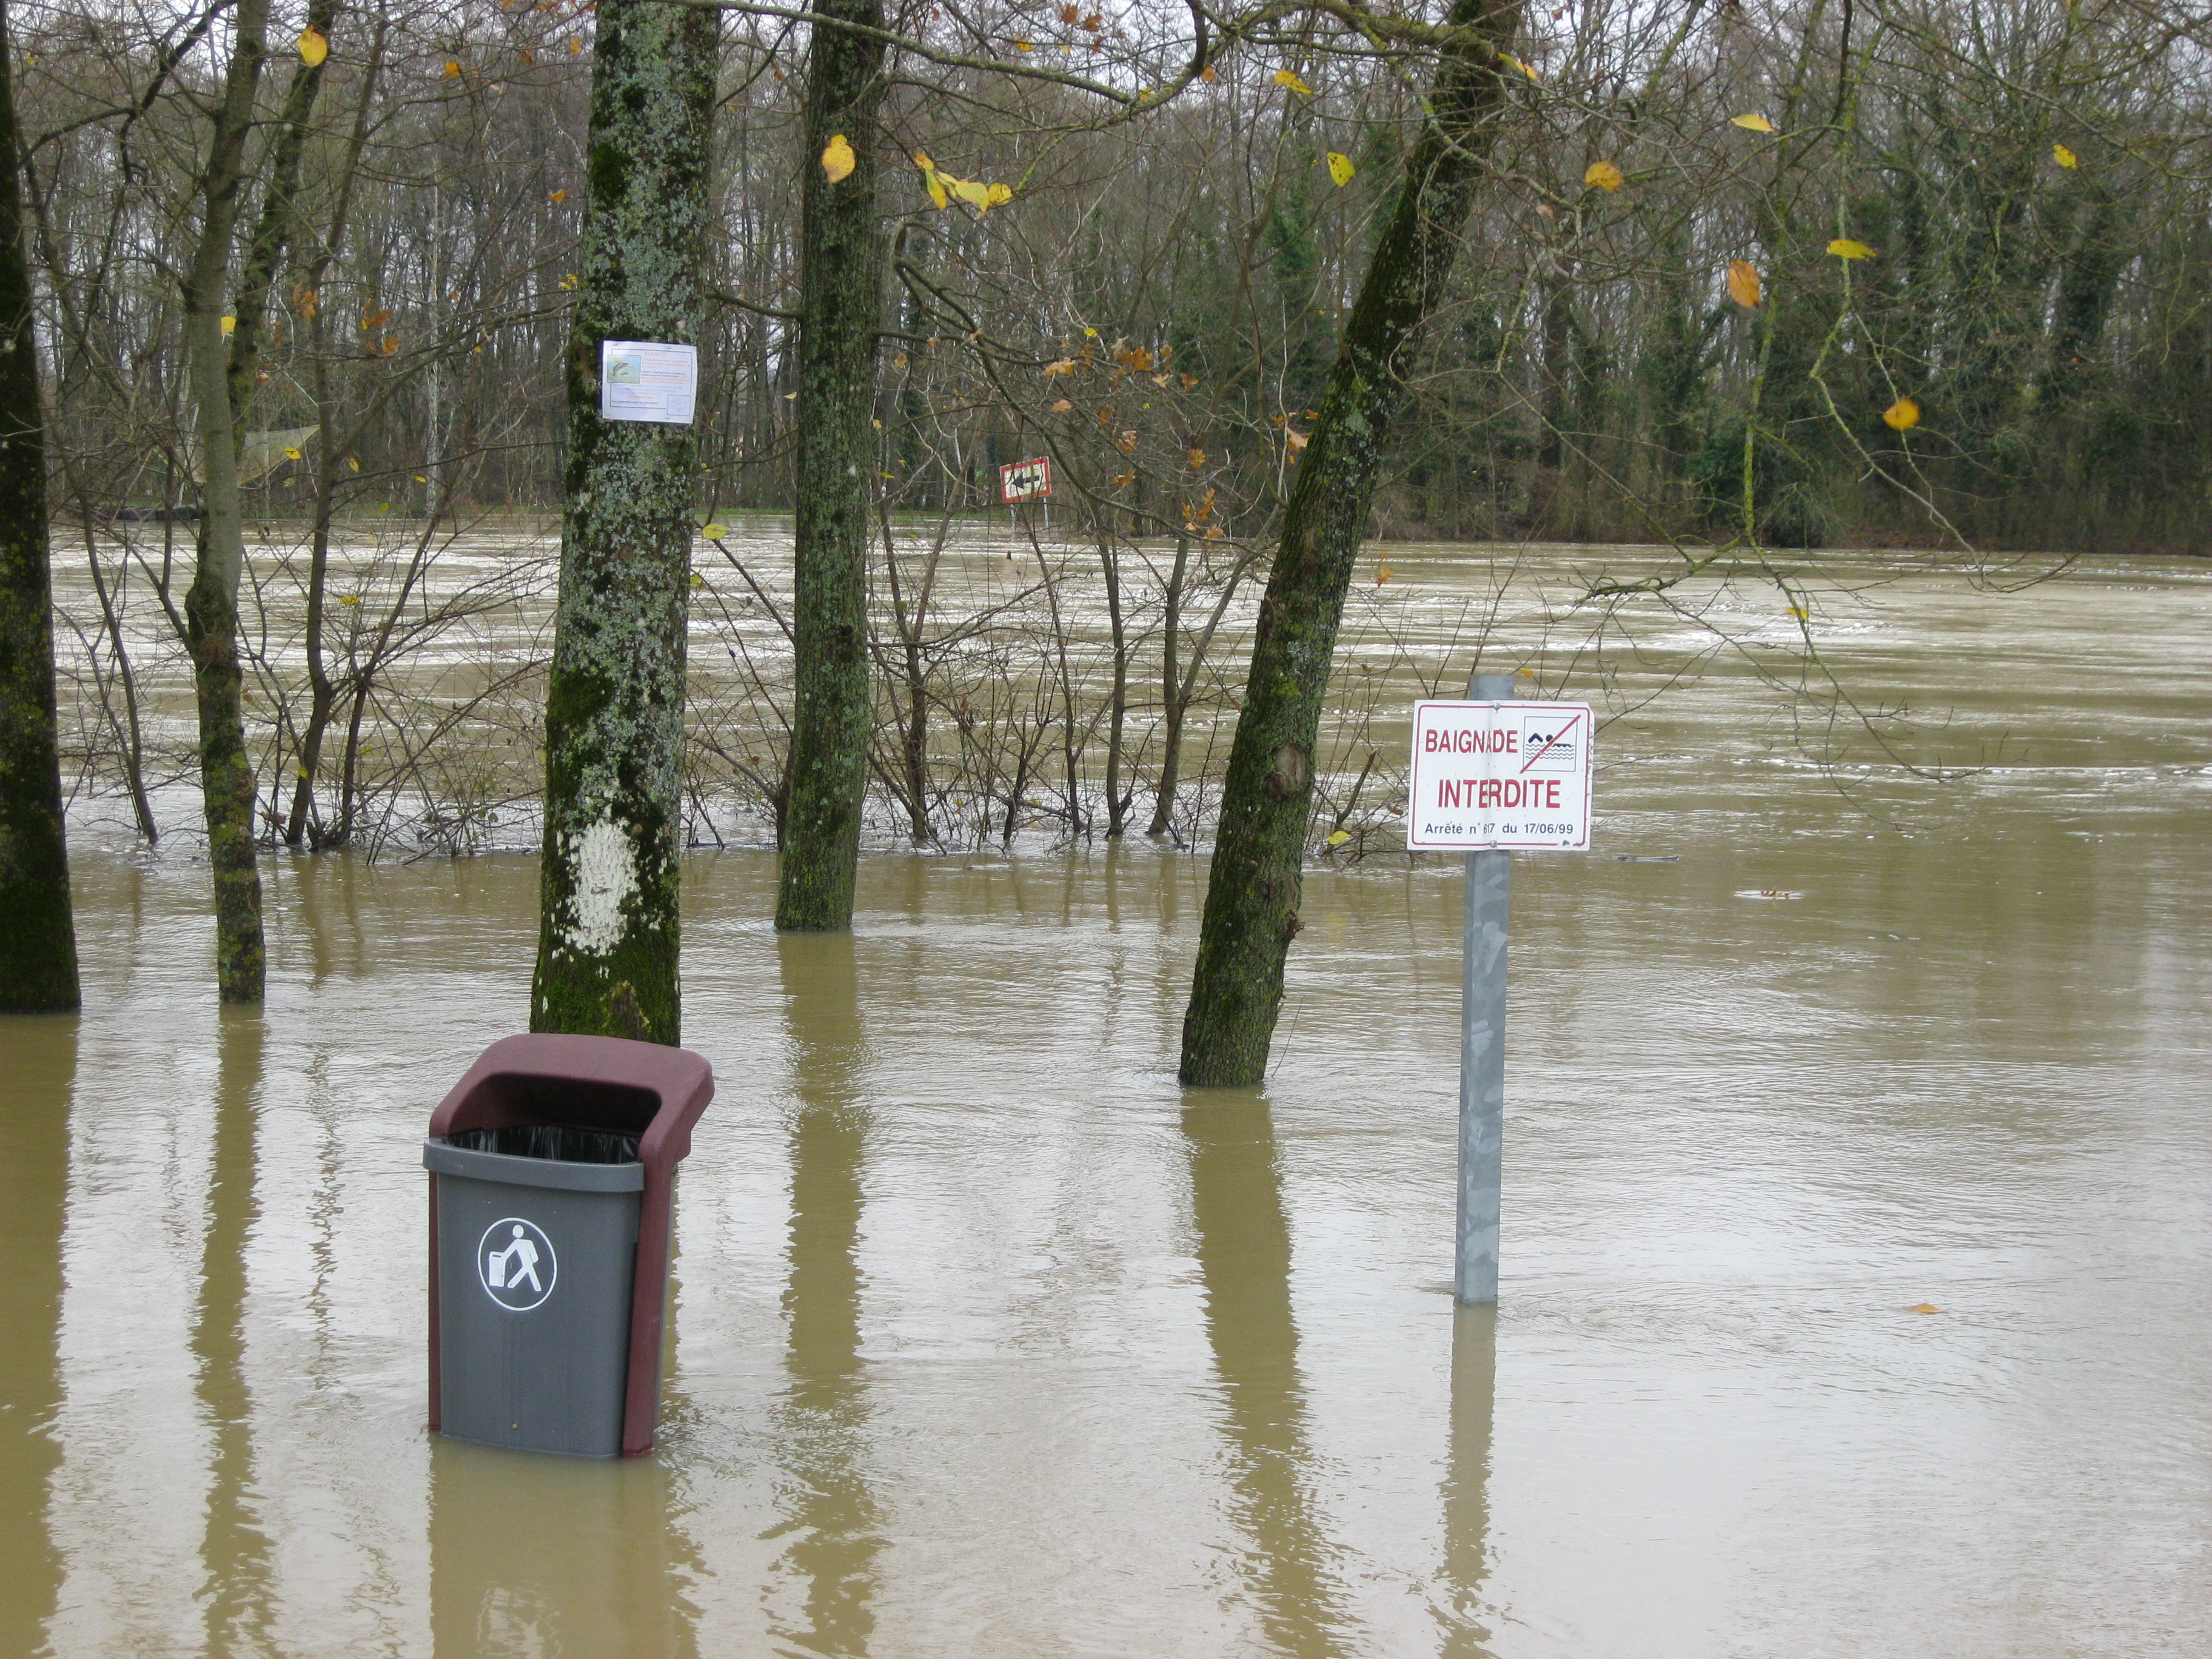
[427,1033,712,1173]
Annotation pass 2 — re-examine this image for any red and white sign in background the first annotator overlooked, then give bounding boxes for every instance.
[1406,700,1594,851]
[997,456,1052,503]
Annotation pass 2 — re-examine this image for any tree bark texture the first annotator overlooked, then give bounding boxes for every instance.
[181,0,272,1003]
[0,0,77,1011]
[531,0,717,1045]
[774,0,886,931]
[1179,0,1524,1086]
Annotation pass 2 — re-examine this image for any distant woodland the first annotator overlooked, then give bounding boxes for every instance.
[22,0,2212,557]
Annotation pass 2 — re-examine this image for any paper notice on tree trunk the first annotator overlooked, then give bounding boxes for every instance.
[600,340,698,425]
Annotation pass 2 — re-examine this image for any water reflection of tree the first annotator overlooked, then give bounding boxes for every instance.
[190,1005,274,1652]
[769,933,883,1657]
[0,1016,75,1655]
[1182,1093,1353,1657]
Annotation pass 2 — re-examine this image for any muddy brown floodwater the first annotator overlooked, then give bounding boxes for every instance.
[4,547,2210,1657]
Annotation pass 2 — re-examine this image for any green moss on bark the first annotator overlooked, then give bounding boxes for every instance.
[531,0,717,1046]
[1179,0,1524,1087]
[775,0,886,933]
[0,0,76,1012]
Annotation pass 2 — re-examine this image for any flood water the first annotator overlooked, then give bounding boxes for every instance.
[5,547,2211,1656]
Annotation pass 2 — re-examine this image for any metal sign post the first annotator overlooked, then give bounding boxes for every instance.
[1408,671,1595,1305]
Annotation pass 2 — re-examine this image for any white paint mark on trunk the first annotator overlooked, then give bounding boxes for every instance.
[565,817,637,953]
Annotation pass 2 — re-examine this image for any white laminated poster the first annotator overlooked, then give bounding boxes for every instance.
[600,340,699,425]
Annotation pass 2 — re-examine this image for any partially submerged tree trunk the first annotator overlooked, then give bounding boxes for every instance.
[179,0,275,1003]
[176,0,333,995]
[1101,538,1128,837]
[1180,0,1526,1086]
[877,500,945,844]
[1145,535,1191,839]
[0,0,78,1012]
[286,14,384,848]
[775,0,886,931]
[531,0,717,1044]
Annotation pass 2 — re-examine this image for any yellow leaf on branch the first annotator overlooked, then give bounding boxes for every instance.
[1273,69,1313,95]
[1326,829,1351,847]
[1726,259,1761,307]
[1584,159,1624,192]
[1731,112,1774,132]
[284,446,302,460]
[442,59,461,78]
[701,522,728,540]
[821,135,856,183]
[1327,152,1356,187]
[220,315,236,334]
[1827,238,1875,260]
[2053,143,2078,169]
[1883,397,1921,431]
[298,27,329,67]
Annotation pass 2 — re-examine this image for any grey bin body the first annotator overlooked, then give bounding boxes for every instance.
[426,1135,646,1458]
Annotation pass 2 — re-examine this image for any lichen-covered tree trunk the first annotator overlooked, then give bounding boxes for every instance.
[531,0,717,1045]
[0,0,76,1013]
[180,0,272,1003]
[1179,0,1524,1086]
[774,0,886,932]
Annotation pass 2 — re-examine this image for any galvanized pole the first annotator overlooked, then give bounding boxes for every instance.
[1456,670,1513,1303]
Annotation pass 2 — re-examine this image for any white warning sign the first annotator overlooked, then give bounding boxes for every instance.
[1406,700,1594,851]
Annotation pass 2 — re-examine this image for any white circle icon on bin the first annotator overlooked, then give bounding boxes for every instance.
[478,1218,557,1312]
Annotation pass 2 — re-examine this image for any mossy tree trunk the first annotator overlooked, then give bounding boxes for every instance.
[531,0,717,1045]
[1179,0,1524,1086]
[774,0,886,932]
[179,0,273,1003]
[182,0,334,996]
[0,0,76,1013]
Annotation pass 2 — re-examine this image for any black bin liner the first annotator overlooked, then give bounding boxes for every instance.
[440,1124,641,1165]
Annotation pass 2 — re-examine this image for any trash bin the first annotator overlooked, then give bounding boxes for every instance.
[424,1034,713,1458]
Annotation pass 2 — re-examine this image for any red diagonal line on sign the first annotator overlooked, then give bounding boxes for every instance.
[1519,710,1583,774]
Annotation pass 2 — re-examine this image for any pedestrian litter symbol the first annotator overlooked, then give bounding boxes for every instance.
[478,1218,557,1312]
